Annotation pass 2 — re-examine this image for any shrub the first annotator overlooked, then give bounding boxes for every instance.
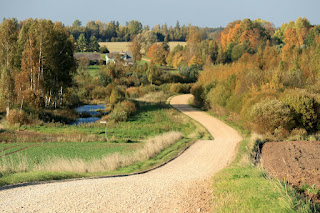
[191,83,205,107]
[100,46,109,53]
[158,83,171,93]
[77,87,90,100]
[109,100,138,122]
[77,57,89,71]
[126,87,140,98]
[63,87,80,108]
[250,99,294,134]
[139,84,157,96]
[289,128,308,140]
[274,127,290,140]
[169,83,191,94]
[38,109,78,124]
[281,89,320,132]
[291,128,308,137]
[109,88,125,105]
[90,86,108,100]
[120,100,137,116]
[225,94,245,114]
[109,106,128,122]
[178,66,198,83]
[105,83,117,97]
[207,84,231,107]
[7,110,29,125]
[281,69,304,88]
[240,91,279,121]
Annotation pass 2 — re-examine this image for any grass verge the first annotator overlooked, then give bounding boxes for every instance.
[188,96,319,211]
[208,118,320,212]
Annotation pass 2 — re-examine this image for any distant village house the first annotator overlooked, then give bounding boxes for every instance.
[74,51,134,66]
[106,51,134,66]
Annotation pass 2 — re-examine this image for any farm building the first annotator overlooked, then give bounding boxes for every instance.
[74,53,104,65]
[106,51,134,66]
[75,53,101,61]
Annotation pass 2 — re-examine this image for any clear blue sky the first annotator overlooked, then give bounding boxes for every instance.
[1,0,319,28]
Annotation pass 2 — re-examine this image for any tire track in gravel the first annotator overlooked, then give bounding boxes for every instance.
[0,94,242,212]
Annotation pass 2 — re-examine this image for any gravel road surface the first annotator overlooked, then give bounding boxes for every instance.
[0,94,242,212]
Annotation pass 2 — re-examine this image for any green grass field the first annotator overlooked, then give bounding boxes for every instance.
[0,102,205,186]
[20,104,193,140]
[87,65,101,76]
[0,142,138,166]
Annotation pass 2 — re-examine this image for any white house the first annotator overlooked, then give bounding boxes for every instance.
[105,54,115,64]
[105,52,134,66]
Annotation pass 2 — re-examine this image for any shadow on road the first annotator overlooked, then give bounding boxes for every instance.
[171,104,199,112]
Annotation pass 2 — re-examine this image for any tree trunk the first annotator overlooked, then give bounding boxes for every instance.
[54,92,57,109]
[20,97,24,113]
[49,90,52,108]
[60,86,63,106]
[6,106,9,118]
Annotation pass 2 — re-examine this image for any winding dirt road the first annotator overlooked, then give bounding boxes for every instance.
[0,94,242,212]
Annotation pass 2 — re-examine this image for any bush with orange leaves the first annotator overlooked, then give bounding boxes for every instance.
[147,43,168,65]
[126,87,141,98]
[7,110,30,125]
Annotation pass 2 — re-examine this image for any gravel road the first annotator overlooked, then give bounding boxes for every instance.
[0,94,242,212]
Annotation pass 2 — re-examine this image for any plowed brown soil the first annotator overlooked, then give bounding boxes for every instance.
[261,141,320,202]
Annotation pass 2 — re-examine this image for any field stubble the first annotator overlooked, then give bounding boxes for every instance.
[99,41,186,54]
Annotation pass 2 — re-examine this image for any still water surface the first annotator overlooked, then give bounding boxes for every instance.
[72,104,106,125]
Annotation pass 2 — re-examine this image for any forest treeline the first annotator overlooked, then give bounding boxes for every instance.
[2,16,320,138]
[0,18,76,119]
[67,19,222,42]
[187,17,320,138]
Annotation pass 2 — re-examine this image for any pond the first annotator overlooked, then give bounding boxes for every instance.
[71,104,106,125]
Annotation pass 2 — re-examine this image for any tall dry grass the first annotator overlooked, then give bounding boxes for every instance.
[0,153,29,175]
[37,131,183,173]
[136,91,170,103]
[0,131,183,175]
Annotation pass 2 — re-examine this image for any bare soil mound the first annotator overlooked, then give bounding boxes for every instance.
[261,141,320,202]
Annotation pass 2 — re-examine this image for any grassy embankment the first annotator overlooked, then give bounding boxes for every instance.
[0,99,210,187]
[201,104,320,212]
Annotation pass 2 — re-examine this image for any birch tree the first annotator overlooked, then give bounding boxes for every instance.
[0,18,18,116]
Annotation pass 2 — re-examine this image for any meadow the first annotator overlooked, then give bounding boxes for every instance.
[0,101,209,185]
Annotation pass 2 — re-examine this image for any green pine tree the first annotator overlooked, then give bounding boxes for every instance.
[88,35,100,52]
[77,33,87,52]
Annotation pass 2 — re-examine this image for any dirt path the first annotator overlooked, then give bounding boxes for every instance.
[142,57,151,63]
[0,94,242,212]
